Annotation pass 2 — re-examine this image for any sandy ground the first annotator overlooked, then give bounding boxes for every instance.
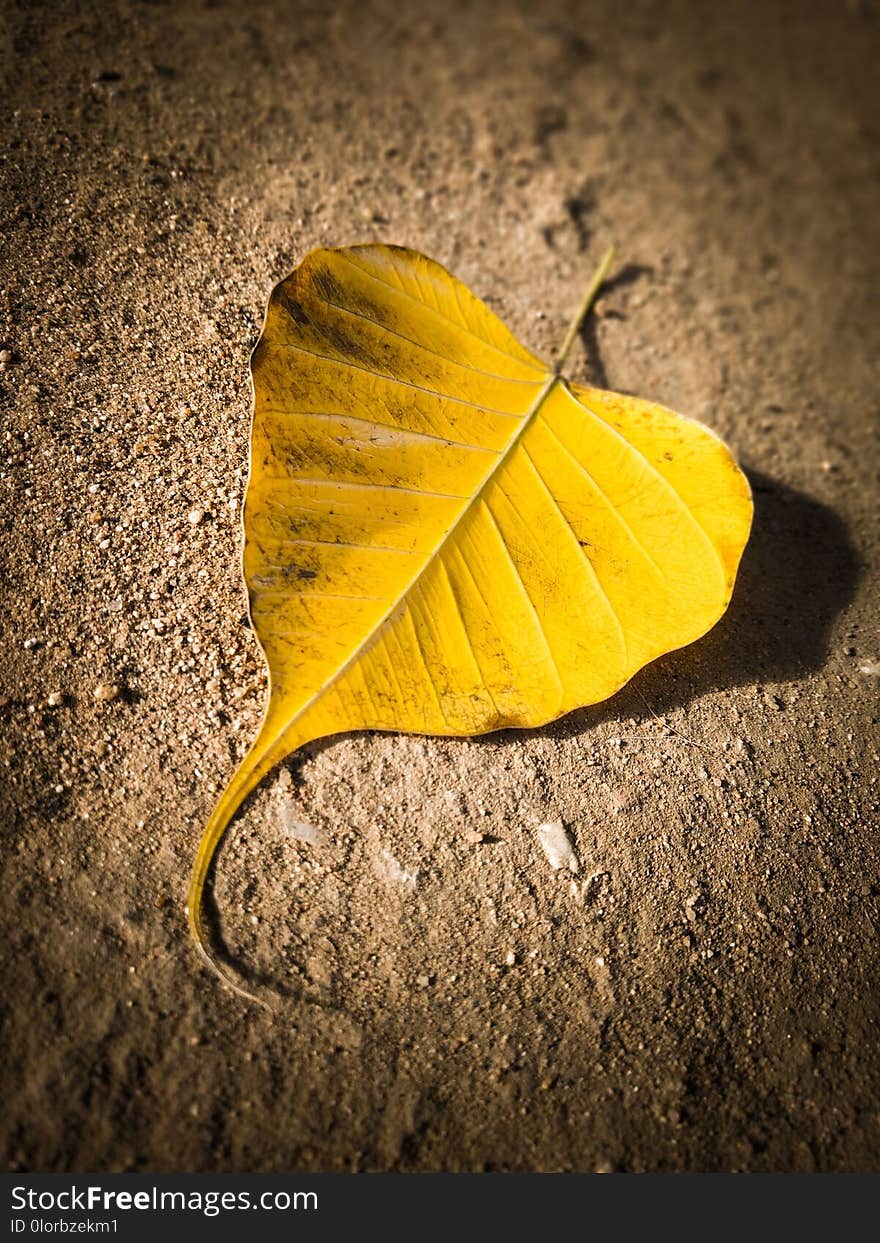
[2,0,879,1172]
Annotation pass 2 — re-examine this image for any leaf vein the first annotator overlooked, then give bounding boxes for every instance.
[281,476,467,501]
[521,444,629,667]
[402,601,448,726]
[270,536,418,557]
[310,288,543,388]
[438,558,498,717]
[571,386,727,587]
[480,500,565,700]
[339,251,548,377]
[265,340,529,418]
[260,406,505,452]
[538,415,667,583]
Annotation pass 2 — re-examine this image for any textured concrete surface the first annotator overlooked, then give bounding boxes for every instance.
[2,0,878,1171]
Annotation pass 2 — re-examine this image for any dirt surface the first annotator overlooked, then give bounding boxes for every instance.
[2,0,879,1173]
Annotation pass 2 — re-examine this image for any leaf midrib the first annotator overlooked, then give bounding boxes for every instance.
[258,367,560,743]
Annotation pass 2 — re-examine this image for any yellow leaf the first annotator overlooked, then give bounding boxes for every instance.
[188,243,752,1002]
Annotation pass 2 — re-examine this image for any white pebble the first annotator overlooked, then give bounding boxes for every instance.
[188,507,204,525]
[278,803,326,846]
[535,819,580,874]
[93,682,120,703]
[47,692,64,707]
[376,846,418,891]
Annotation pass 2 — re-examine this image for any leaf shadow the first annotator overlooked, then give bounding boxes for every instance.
[198,882,345,1014]
[549,467,861,735]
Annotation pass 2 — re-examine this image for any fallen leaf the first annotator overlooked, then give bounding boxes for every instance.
[187,243,752,1002]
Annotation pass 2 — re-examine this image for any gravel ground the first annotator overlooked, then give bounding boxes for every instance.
[2,0,879,1172]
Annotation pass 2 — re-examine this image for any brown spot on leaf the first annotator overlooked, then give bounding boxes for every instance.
[312,266,345,303]
[278,293,310,325]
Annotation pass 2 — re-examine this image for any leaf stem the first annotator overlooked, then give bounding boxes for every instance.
[553,244,617,376]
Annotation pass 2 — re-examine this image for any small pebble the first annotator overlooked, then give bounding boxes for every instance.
[504,951,517,967]
[93,682,120,703]
[443,789,464,813]
[279,804,326,846]
[376,847,418,891]
[536,818,580,874]
[47,692,64,707]
[188,507,204,525]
